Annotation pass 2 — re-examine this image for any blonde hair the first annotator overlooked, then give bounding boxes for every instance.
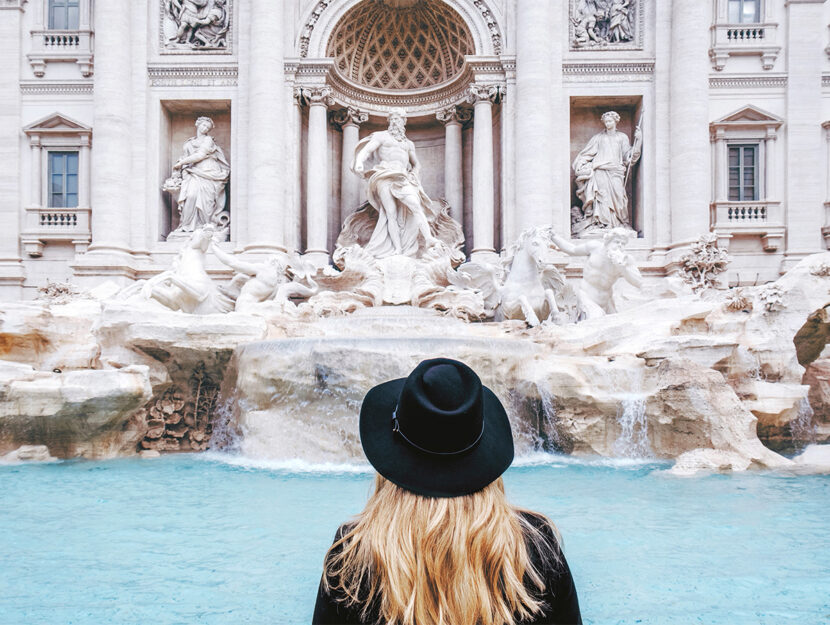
[322,474,560,625]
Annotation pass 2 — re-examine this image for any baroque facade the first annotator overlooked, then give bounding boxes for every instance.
[0,0,829,297]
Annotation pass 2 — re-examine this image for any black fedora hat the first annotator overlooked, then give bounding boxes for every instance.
[359,358,514,498]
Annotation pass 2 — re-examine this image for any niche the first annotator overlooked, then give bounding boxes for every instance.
[159,100,232,241]
[569,96,644,237]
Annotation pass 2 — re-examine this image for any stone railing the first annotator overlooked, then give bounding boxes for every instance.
[20,207,91,257]
[709,22,779,71]
[28,29,93,77]
[710,200,784,252]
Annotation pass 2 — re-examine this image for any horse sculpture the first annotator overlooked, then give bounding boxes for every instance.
[453,227,573,326]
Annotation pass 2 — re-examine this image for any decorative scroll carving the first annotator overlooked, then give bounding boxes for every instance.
[569,0,642,50]
[436,105,472,126]
[161,0,231,51]
[465,83,504,105]
[297,86,335,106]
[330,107,369,129]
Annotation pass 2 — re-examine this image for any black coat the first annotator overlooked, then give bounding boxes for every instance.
[312,511,582,625]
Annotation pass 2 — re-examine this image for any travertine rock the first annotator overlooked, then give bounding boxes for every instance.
[0,444,56,463]
[0,363,152,458]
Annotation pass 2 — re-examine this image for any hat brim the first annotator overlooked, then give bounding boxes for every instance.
[359,378,514,498]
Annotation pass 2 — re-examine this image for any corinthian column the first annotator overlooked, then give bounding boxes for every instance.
[467,85,501,261]
[331,107,368,227]
[436,105,471,226]
[246,0,286,253]
[87,0,132,256]
[669,0,711,248]
[302,87,334,267]
[515,1,561,235]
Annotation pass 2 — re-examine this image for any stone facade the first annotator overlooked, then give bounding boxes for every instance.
[1,0,829,297]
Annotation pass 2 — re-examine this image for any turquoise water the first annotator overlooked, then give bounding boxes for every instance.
[1,453,828,625]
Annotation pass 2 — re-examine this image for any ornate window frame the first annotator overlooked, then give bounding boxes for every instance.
[21,113,92,257]
[709,0,780,71]
[710,105,784,252]
[27,0,93,77]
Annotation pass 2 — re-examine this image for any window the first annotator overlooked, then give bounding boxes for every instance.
[48,0,80,30]
[728,0,760,23]
[728,145,758,202]
[49,151,79,208]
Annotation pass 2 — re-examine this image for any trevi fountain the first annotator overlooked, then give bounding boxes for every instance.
[1,1,829,623]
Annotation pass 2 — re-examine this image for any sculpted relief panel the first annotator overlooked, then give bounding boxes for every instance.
[161,0,231,52]
[570,0,642,50]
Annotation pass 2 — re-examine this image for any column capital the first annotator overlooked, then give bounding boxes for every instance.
[436,105,472,126]
[465,83,504,105]
[297,86,334,107]
[330,106,369,129]
[822,120,830,138]
[28,135,41,147]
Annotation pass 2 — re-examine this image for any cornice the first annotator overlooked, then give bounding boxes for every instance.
[147,65,238,87]
[710,74,787,89]
[20,81,93,95]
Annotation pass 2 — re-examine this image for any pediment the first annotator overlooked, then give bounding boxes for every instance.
[712,105,783,128]
[23,113,91,135]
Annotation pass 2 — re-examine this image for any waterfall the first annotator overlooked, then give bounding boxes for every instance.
[790,397,818,449]
[537,386,566,452]
[613,395,651,458]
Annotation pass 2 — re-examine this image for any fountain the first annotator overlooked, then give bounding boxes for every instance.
[1,109,830,476]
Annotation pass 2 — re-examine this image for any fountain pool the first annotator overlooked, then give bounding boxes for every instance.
[1,454,828,625]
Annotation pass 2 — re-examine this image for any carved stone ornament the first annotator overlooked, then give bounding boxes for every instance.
[569,0,642,50]
[465,83,504,105]
[161,0,231,51]
[297,86,335,107]
[330,107,369,129]
[436,105,472,126]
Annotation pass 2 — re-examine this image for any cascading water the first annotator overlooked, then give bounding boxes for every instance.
[789,397,818,450]
[613,395,651,458]
[536,386,567,452]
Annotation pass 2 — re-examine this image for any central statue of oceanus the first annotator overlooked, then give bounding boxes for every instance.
[335,110,464,262]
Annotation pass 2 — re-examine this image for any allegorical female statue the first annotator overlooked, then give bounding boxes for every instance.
[572,111,641,235]
[163,116,230,241]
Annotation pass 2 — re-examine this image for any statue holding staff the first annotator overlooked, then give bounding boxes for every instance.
[572,111,642,234]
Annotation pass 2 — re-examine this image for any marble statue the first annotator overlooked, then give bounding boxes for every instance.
[163,117,231,242]
[571,111,641,236]
[550,227,642,319]
[571,0,635,47]
[453,227,574,327]
[121,225,233,314]
[349,111,445,259]
[210,243,318,313]
[164,0,229,49]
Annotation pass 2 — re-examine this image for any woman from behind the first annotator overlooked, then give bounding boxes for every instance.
[313,358,582,625]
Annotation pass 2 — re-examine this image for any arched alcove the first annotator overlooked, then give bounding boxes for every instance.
[327,0,475,90]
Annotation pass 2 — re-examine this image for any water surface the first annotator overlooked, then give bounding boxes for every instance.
[1,454,828,624]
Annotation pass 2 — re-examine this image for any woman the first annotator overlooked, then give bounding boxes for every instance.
[313,358,582,625]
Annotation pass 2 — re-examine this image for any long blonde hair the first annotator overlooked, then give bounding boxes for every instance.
[322,474,560,625]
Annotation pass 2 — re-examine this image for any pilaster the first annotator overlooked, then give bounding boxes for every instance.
[783,0,826,269]
[0,1,24,295]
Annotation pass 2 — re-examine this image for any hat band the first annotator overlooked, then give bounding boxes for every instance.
[392,407,484,456]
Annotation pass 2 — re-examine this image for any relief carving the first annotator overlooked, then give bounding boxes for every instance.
[162,0,230,51]
[570,0,638,49]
